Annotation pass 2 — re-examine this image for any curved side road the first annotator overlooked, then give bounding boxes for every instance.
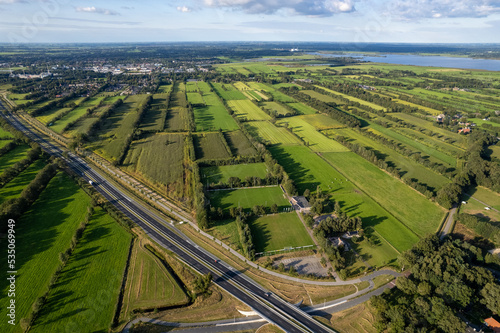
[0,106,335,333]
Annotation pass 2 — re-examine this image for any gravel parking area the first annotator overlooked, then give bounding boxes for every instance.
[273,255,329,277]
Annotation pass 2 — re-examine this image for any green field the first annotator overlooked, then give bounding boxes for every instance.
[224,130,258,156]
[389,112,465,147]
[287,102,318,115]
[302,90,343,105]
[31,208,132,333]
[166,82,190,131]
[139,94,168,132]
[123,241,189,312]
[51,96,107,133]
[315,86,387,111]
[201,163,268,184]
[249,212,314,253]
[467,186,500,211]
[192,82,239,131]
[327,128,450,191]
[227,99,271,121]
[368,123,457,167]
[208,186,290,213]
[269,144,418,252]
[211,82,247,100]
[35,97,86,124]
[245,121,302,145]
[277,116,350,153]
[187,92,205,105]
[0,173,91,333]
[323,152,446,237]
[262,101,292,116]
[300,114,346,130]
[248,82,295,102]
[194,132,231,160]
[0,126,14,139]
[0,145,30,174]
[0,159,45,202]
[124,133,184,186]
[158,84,173,94]
[90,95,147,161]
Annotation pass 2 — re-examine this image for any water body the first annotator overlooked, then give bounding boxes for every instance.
[310,52,500,71]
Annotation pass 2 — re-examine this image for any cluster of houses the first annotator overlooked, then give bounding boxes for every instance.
[290,196,359,249]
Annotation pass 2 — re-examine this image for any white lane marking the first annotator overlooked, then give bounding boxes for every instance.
[216,319,267,326]
[316,300,347,310]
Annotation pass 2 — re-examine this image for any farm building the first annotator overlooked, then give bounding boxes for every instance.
[342,231,359,239]
[458,127,471,134]
[485,316,500,333]
[329,237,344,248]
[291,196,311,213]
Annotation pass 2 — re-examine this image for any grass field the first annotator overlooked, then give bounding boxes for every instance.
[224,130,257,156]
[0,126,14,138]
[329,303,377,333]
[201,163,268,184]
[35,97,86,124]
[49,96,106,133]
[389,112,466,147]
[166,82,190,131]
[187,92,205,105]
[140,94,168,132]
[90,95,147,161]
[192,82,239,131]
[301,90,343,105]
[277,116,350,153]
[249,82,295,102]
[0,145,30,174]
[368,123,457,167]
[227,99,271,121]
[245,121,302,145]
[287,102,317,115]
[467,186,500,211]
[249,212,314,252]
[31,208,132,333]
[194,132,231,160]
[124,133,184,186]
[300,114,345,130]
[269,144,418,252]
[157,84,173,94]
[211,82,247,100]
[263,101,292,116]
[326,128,450,191]
[0,159,45,202]
[122,240,189,312]
[323,152,446,237]
[315,86,387,111]
[208,186,290,213]
[0,173,91,333]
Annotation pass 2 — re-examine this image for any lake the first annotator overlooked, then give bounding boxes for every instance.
[310,52,500,71]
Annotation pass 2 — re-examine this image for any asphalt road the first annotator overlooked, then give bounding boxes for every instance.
[0,106,335,333]
[440,205,457,239]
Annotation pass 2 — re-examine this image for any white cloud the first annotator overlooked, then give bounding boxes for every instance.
[75,6,120,16]
[177,6,192,12]
[390,0,500,19]
[201,0,356,16]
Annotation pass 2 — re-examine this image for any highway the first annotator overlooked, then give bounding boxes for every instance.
[0,104,335,333]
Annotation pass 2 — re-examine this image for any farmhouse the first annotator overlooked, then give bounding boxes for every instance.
[342,231,359,239]
[329,237,344,248]
[485,316,500,333]
[458,127,471,134]
[436,114,445,123]
[291,196,311,213]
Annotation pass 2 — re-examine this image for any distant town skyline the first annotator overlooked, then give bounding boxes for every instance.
[1,0,500,43]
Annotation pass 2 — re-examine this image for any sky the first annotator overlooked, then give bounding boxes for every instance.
[0,0,500,43]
